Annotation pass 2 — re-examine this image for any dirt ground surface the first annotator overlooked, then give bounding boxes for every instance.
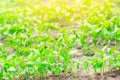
[38,70,120,80]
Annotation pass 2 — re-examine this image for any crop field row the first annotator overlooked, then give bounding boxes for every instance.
[0,0,120,80]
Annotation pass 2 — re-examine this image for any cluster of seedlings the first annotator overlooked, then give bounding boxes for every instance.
[0,0,120,80]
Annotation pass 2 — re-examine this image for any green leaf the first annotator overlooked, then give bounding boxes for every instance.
[8,66,16,72]
[0,70,3,78]
[69,50,78,55]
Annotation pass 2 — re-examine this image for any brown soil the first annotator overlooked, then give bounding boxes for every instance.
[36,70,120,80]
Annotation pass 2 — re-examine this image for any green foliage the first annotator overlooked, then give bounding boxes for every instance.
[0,0,120,79]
